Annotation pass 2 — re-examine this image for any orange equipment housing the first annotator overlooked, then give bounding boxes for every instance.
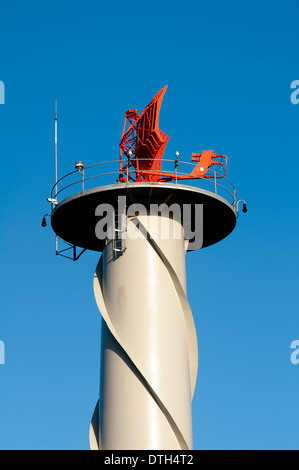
[119,86,227,183]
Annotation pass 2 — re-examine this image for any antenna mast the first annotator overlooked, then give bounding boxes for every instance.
[54,100,58,255]
[55,100,58,199]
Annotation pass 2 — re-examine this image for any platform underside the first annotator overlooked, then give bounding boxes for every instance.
[51,182,237,252]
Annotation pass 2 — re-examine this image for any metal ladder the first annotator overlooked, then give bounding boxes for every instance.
[113,211,126,253]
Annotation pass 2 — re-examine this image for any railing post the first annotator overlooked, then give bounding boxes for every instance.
[214,171,217,194]
[175,151,179,185]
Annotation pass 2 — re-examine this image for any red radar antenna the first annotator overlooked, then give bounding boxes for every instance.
[119,86,169,182]
[119,86,227,183]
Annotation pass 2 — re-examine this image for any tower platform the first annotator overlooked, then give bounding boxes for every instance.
[51,182,236,252]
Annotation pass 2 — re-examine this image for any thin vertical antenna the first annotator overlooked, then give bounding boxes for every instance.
[55,100,58,199]
[55,100,58,256]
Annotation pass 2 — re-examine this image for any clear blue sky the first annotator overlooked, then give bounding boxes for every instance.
[0,0,299,450]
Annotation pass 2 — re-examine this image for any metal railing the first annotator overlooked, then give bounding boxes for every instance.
[50,158,237,210]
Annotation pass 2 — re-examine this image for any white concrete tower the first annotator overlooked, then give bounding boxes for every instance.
[50,182,237,450]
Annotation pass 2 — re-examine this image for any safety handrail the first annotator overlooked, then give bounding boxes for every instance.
[50,158,237,209]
